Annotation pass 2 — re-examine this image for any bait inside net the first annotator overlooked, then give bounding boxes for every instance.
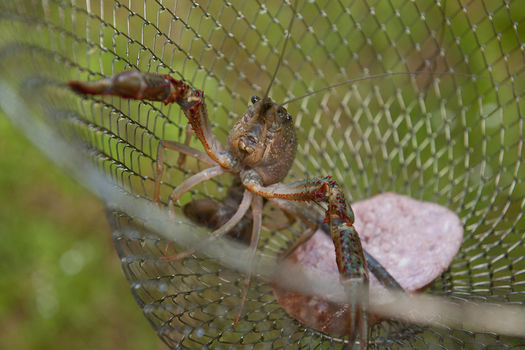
[0,0,524,348]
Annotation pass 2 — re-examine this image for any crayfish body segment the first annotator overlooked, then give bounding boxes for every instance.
[69,71,369,348]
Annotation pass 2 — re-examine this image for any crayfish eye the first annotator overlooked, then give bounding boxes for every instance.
[251,96,260,104]
[278,109,292,122]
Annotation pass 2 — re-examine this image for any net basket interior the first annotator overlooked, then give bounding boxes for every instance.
[0,0,524,348]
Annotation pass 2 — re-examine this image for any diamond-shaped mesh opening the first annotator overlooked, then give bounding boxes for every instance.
[0,0,524,348]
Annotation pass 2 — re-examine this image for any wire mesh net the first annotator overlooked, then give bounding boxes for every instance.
[0,0,524,348]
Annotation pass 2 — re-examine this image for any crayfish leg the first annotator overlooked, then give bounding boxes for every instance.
[153,139,215,206]
[69,71,232,169]
[241,170,370,347]
[160,189,253,263]
[233,195,263,329]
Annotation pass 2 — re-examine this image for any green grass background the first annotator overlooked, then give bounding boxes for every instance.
[0,113,164,350]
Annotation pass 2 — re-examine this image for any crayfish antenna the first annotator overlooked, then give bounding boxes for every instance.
[279,71,492,107]
[262,1,298,100]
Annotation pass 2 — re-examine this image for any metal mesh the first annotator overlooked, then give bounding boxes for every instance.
[0,0,524,348]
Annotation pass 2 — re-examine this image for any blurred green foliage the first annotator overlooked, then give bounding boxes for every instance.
[0,113,164,350]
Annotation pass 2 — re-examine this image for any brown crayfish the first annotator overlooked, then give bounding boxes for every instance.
[66,9,400,349]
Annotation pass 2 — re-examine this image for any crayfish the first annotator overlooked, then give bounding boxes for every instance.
[67,10,398,350]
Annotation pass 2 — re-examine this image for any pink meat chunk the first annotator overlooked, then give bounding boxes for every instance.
[273,192,464,336]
